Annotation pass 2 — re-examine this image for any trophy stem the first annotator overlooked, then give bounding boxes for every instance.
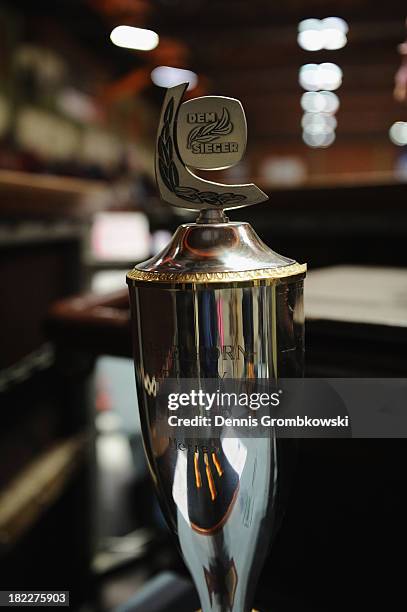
[196,209,229,224]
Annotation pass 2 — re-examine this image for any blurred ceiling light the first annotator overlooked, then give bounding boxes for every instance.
[303,130,336,148]
[298,17,348,51]
[323,30,347,51]
[322,17,348,34]
[301,91,325,112]
[151,66,198,90]
[301,91,340,114]
[110,26,159,51]
[321,17,348,50]
[299,63,342,91]
[319,90,340,113]
[298,18,321,33]
[319,63,343,90]
[299,63,320,90]
[389,121,407,146]
[301,113,337,133]
[298,19,324,52]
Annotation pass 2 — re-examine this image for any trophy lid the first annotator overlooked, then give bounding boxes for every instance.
[127,84,306,285]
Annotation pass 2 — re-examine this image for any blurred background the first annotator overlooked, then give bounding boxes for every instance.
[1,1,407,611]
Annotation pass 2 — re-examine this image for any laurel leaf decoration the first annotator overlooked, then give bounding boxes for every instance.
[157,97,246,208]
[164,97,174,124]
[169,161,179,189]
[187,125,204,147]
[218,193,246,204]
[187,108,233,149]
[158,138,169,166]
[174,186,199,195]
[174,186,201,202]
[198,191,221,204]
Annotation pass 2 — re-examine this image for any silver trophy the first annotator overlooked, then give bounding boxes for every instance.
[127,84,306,612]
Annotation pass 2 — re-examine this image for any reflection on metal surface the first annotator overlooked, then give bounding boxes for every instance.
[127,220,306,284]
[128,280,304,610]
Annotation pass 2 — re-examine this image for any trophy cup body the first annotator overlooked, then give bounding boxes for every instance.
[127,85,306,612]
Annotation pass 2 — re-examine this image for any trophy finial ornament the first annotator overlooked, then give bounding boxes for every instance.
[155,83,268,219]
